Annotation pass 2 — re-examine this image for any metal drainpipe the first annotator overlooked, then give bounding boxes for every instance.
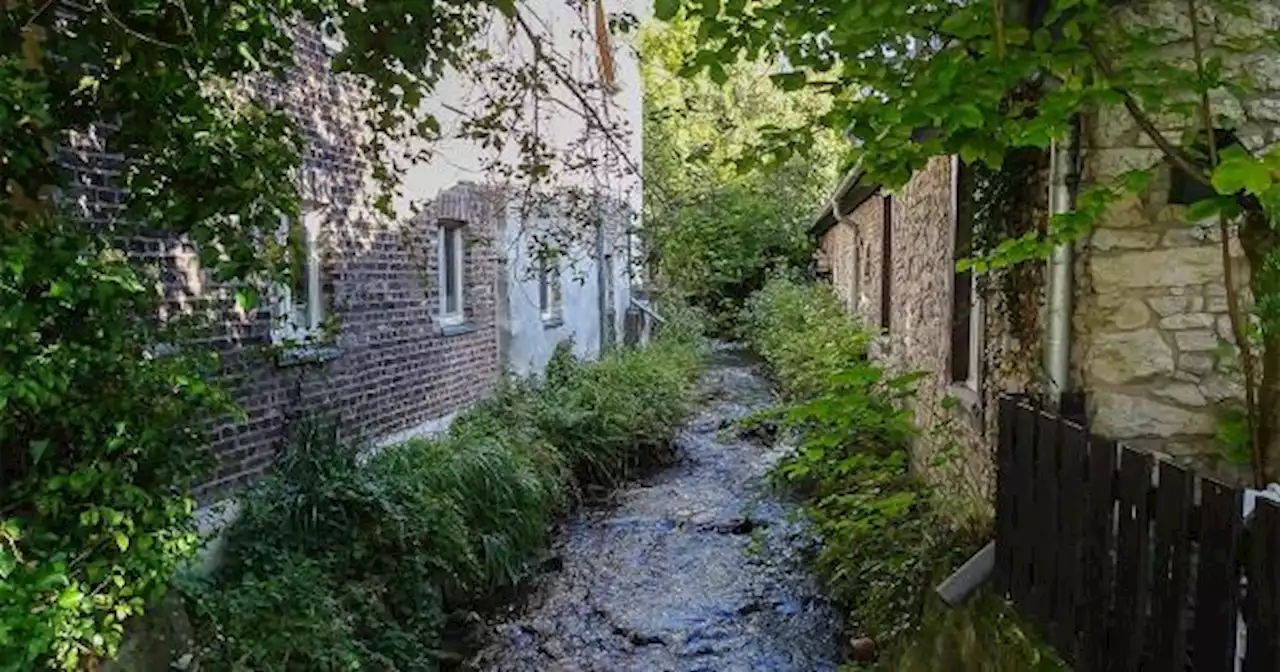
[1046,119,1081,405]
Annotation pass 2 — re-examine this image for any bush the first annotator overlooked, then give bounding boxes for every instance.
[741,276,870,398]
[187,327,704,670]
[742,276,964,659]
[0,221,233,670]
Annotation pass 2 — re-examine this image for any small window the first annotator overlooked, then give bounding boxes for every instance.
[273,208,326,344]
[950,157,983,388]
[539,253,563,323]
[438,220,466,325]
[880,195,893,333]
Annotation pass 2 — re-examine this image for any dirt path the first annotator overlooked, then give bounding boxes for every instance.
[472,344,841,672]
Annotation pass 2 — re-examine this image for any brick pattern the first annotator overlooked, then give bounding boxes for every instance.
[62,23,502,499]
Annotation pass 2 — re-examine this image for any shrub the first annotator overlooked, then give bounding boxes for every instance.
[741,276,870,398]
[742,276,965,658]
[187,327,704,669]
[0,221,233,670]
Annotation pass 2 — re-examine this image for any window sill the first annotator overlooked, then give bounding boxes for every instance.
[947,383,983,417]
[276,341,342,367]
[438,322,477,338]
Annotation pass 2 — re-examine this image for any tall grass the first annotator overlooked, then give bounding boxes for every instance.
[185,321,705,670]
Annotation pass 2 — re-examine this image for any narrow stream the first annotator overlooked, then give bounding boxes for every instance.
[472,344,842,671]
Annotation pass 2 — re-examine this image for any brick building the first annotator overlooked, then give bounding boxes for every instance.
[64,2,644,503]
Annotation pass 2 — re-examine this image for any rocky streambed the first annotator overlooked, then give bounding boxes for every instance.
[470,344,842,672]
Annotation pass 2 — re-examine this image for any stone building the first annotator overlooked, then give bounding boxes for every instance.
[812,3,1280,498]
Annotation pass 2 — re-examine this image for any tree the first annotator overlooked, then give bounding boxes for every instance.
[663,0,1280,485]
[641,18,840,331]
[1,1,632,666]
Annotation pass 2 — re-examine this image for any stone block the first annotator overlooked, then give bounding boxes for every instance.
[1154,383,1208,407]
[1092,229,1162,251]
[1174,329,1221,352]
[1092,391,1217,438]
[1158,313,1216,330]
[1089,148,1166,180]
[1179,353,1215,376]
[1148,295,1193,317]
[1162,225,1220,247]
[1217,314,1236,343]
[1091,247,1224,291]
[1200,375,1245,402]
[1086,329,1175,384]
[1110,299,1153,330]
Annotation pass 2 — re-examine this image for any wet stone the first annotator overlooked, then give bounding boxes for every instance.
[471,344,841,671]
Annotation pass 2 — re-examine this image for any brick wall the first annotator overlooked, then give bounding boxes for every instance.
[64,23,503,500]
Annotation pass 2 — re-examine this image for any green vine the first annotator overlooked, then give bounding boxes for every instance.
[971,146,1049,350]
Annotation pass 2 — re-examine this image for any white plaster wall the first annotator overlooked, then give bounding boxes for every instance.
[392,0,645,224]
[501,202,634,377]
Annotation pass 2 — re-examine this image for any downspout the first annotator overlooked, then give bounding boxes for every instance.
[1045,118,1081,406]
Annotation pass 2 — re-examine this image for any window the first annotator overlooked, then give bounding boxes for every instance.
[880,195,893,333]
[950,157,983,388]
[273,208,325,344]
[438,220,466,325]
[538,253,563,324]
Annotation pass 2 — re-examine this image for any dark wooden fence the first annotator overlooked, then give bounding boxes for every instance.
[993,396,1280,671]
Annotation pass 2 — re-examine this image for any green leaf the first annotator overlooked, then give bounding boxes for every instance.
[113,532,129,552]
[1213,155,1273,195]
[953,104,984,129]
[56,587,82,610]
[28,440,49,466]
[1187,195,1236,221]
[770,72,806,91]
[654,0,679,21]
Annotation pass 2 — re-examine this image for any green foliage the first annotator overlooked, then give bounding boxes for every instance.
[0,221,233,670]
[741,276,871,398]
[2,0,638,665]
[882,591,1064,672]
[743,277,997,661]
[665,0,1280,481]
[641,20,841,332]
[186,331,704,669]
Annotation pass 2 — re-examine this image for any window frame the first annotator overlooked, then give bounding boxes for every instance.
[949,155,984,394]
[437,220,466,326]
[538,252,564,324]
[272,207,326,346]
[880,194,893,334]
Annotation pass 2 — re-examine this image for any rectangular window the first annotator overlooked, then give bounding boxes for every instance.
[539,253,563,323]
[439,221,465,324]
[880,194,893,333]
[273,207,325,344]
[950,157,983,388]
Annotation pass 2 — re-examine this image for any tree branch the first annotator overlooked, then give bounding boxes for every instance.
[1187,0,1264,483]
[1085,39,1212,187]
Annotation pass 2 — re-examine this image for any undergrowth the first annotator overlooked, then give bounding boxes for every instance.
[182,322,704,670]
[742,276,1052,670]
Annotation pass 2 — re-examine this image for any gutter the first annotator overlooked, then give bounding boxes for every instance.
[1046,118,1081,404]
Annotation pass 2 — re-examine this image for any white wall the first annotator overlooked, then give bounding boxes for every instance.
[393,0,645,224]
[500,200,634,377]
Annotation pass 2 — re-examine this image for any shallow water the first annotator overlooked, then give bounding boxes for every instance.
[471,344,842,672]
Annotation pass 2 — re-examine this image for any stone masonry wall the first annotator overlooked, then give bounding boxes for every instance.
[1075,0,1280,482]
[65,23,503,499]
[822,158,1011,511]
